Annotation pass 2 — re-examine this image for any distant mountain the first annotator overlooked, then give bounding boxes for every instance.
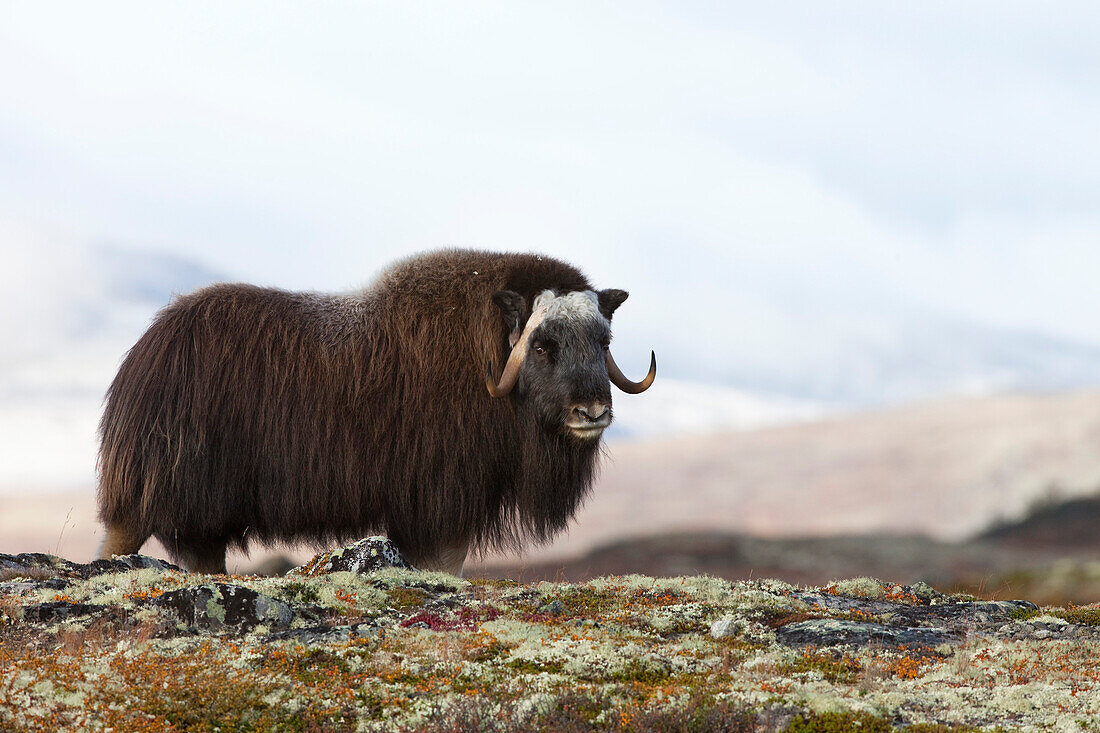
[612,255,1100,407]
[709,315,1100,406]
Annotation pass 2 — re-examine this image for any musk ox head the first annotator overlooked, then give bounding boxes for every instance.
[486,287,656,440]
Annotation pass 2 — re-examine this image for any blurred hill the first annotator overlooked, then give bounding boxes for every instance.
[474,490,1100,605]
[979,492,1100,550]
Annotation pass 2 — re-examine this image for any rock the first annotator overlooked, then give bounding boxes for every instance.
[908,581,938,603]
[156,584,294,632]
[264,622,384,645]
[776,619,960,648]
[291,537,411,576]
[23,602,104,623]
[0,579,69,597]
[538,600,566,616]
[793,590,1037,630]
[710,616,744,639]
[84,554,183,578]
[0,552,181,581]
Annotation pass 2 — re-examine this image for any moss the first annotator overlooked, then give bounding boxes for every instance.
[607,658,673,684]
[1009,606,1100,626]
[785,711,892,732]
[279,581,320,604]
[761,610,823,630]
[387,586,430,610]
[98,648,289,730]
[469,637,516,663]
[535,586,622,619]
[355,686,411,722]
[1008,607,1039,621]
[779,650,861,684]
[507,658,566,675]
[1051,607,1100,626]
[256,647,351,684]
[0,567,54,582]
[468,577,520,589]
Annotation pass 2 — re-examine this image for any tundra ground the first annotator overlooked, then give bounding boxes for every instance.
[2,551,1099,731]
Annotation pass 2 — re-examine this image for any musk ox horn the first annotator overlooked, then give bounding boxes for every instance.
[486,300,551,398]
[607,350,657,394]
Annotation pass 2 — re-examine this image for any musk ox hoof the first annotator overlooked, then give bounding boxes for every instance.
[290,537,412,577]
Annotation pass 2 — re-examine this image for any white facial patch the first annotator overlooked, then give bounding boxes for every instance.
[532,289,607,328]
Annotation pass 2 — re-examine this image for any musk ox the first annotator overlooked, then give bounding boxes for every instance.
[96,249,655,575]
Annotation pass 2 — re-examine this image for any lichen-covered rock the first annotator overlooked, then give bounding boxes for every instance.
[23,601,105,624]
[290,536,411,576]
[264,622,384,645]
[155,583,294,632]
[776,618,959,647]
[0,552,181,580]
[791,589,1036,627]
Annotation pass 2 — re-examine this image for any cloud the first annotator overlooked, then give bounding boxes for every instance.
[1,1,1098,345]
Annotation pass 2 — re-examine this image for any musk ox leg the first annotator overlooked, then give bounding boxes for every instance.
[410,541,469,578]
[169,540,229,575]
[97,523,150,560]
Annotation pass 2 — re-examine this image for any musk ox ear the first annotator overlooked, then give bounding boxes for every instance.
[597,289,629,319]
[492,290,527,345]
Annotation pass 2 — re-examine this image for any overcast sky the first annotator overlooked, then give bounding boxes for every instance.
[2,1,1099,345]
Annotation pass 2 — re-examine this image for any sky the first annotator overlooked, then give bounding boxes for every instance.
[3,2,1100,397]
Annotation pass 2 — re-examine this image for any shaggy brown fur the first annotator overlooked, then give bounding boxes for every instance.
[97,250,605,573]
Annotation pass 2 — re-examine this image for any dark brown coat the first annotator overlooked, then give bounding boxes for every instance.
[96,250,607,572]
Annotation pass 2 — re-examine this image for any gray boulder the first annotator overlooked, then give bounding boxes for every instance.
[291,536,411,576]
[156,583,294,632]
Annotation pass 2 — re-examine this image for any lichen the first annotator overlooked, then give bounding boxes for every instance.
[825,577,886,600]
[3,565,1099,730]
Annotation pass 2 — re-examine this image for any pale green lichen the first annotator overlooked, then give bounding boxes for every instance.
[826,577,886,599]
[1029,613,1071,626]
[4,570,1100,730]
[728,587,809,615]
[584,573,734,606]
[645,602,711,633]
[368,567,469,592]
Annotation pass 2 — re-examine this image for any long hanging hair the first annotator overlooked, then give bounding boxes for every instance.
[97,249,602,563]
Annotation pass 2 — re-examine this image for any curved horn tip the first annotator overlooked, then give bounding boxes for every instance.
[485,361,504,398]
[607,349,657,394]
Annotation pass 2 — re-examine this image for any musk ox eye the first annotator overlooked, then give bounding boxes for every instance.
[533,343,546,355]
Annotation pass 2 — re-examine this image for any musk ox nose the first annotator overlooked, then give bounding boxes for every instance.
[573,403,610,424]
